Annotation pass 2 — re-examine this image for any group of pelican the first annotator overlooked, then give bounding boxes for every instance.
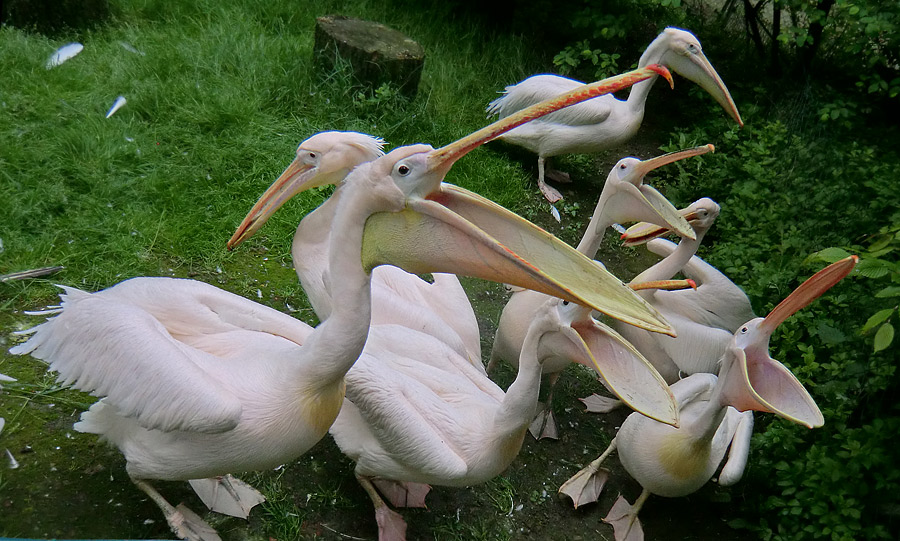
[10,28,856,541]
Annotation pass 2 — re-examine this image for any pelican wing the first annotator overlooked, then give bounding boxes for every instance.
[651,305,733,375]
[11,279,313,434]
[488,75,614,127]
[340,326,504,480]
[372,267,482,367]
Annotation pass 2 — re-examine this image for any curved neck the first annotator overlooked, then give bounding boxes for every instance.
[689,386,729,445]
[632,227,708,284]
[493,324,545,436]
[296,183,373,387]
[576,190,616,257]
[625,38,667,116]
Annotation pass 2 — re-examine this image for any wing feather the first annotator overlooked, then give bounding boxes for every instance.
[344,351,469,480]
[9,281,300,434]
[488,74,614,126]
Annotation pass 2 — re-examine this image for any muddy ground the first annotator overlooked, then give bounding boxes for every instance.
[0,145,758,540]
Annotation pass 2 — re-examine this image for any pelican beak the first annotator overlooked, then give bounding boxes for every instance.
[719,256,858,428]
[624,144,715,241]
[362,66,680,335]
[363,184,673,335]
[621,203,709,247]
[630,278,697,291]
[678,49,743,127]
[759,256,858,337]
[538,308,678,426]
[227,158,317,250]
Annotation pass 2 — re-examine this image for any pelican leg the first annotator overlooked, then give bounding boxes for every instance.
[357,475,408,541]
[603,490,649,541]
[537,156,564,203]
[188,474,266,519]
[485,347,501,374]
[528,372,561,440]
[371,478,431,508]
[558,438,616,508]
[132,478,222,541]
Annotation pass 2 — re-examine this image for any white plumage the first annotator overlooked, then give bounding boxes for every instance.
[490,146,711,438]
[615,197,754,377]
[487,28,742,202]
[559,257,856,541]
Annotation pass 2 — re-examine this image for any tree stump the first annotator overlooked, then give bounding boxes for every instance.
[314,15,425,98]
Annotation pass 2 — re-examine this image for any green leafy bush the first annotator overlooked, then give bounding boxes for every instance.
[656,116,900,539]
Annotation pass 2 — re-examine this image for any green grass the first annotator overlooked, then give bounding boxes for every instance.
[2,0,898,540]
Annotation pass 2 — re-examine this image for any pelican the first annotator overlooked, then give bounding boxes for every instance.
[331,296,677,540]
[581,198,730,414]
[487,28,742,202]
[489,145,711,439]
[11,67,678,539]
[228,131,482,362]
[559,257,857,540]
[617,199,756,376]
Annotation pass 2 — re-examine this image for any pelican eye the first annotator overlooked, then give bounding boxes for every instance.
[740,326,749,334]
[562,300,570,306]
[619,163,627,170]
[397,164,411,176]
[308,152,317,159]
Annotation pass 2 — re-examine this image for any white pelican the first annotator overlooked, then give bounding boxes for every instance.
[559,256,857,540]
[12,75,678,539]
[487,28,742,202]
[330,296,676,540]
[490,145,711,439]
[623,200,756,332]
[228,131,482,363]
[617,199,756,376]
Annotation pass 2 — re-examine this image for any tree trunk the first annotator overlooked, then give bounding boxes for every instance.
[314,15,426,98]
[798,0,835,72]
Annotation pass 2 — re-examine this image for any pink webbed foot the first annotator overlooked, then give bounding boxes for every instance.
[603,493,648,541]
[171,504,223,541]
[188,474,265,519]
[375,504,408,541]
[538,179,564,203]
[372,478,431,508]
[558,463,609,508]
[580,393,622,413]
[528,404,559,440]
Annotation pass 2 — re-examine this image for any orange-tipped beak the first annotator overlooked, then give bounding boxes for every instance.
[227,159,315,250]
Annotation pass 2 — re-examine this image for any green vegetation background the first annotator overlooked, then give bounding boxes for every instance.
[0,0,897,540]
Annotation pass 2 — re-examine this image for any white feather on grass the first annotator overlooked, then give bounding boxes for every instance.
[106,96,127,118]
[119,41,146,56]
[46,43,84,69]
[550,204,561,223]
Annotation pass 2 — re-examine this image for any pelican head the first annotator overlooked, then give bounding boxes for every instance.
[718,256,858,428]
[227,131,385,250]
[358,135,675,332]
[650,28,743,127]
[596,145,715,242]
[621,197,721,246]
